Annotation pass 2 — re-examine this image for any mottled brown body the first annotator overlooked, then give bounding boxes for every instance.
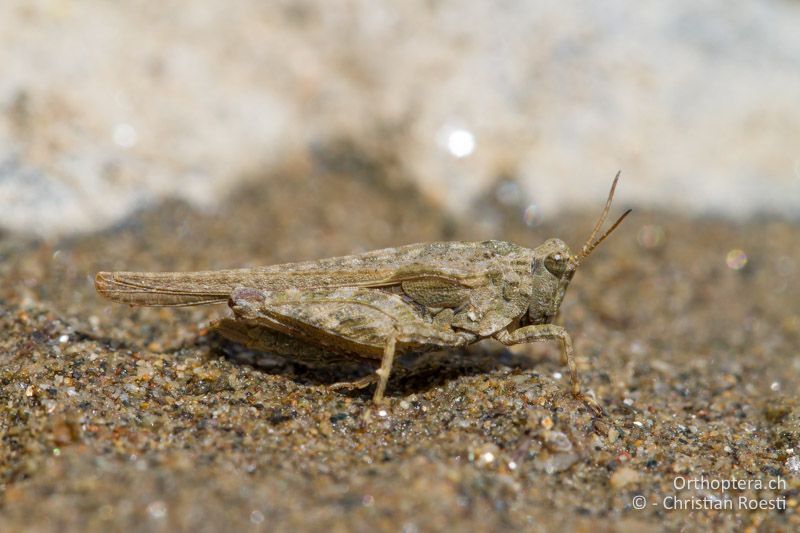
[96,176,630,411]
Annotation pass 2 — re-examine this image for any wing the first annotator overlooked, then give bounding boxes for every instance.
[95,241,514,307]
[227,286,473,359]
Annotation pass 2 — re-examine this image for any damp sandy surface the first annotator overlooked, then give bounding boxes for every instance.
[1,150,799,532]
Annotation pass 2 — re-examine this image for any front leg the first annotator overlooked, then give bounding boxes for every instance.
[494,324,579,395]
[494,325,600,414]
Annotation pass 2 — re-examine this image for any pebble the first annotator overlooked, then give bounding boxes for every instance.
[610,467,640,489]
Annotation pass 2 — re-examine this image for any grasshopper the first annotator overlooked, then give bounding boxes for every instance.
[95,175,630,410]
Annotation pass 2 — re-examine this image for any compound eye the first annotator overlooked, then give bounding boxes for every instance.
[544,252,567,276]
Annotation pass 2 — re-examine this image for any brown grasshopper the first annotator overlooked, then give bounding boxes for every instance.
[96,175,630,411]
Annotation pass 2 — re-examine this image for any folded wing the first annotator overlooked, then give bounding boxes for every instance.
[95,241,497,307]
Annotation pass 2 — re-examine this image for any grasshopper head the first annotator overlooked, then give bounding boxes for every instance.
[527,238,578,324]
[527,173,631,325]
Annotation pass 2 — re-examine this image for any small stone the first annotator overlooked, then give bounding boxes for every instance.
[533,452,579,474]
[786,455,800,475]
[319,419,333,437]
[542,430,573,453]
[610,467,640,489]
[250,510,265,524]
[147,500,167,519]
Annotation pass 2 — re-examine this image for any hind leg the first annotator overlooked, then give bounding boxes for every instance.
[228,287,469,404]
[212,318,352,366]
[329,373,378,392]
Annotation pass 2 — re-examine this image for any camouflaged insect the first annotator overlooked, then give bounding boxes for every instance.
[96,175,630,412]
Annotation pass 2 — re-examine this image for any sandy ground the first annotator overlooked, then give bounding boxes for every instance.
[1,146,799,531]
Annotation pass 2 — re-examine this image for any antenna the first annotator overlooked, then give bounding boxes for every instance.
[577,172,631,262]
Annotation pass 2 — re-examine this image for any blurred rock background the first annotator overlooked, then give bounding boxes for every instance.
[1,0,799,238]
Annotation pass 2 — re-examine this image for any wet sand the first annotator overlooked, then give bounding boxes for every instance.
[1,148,799,531]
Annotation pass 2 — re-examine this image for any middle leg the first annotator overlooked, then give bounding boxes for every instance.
[372,334,396,404]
